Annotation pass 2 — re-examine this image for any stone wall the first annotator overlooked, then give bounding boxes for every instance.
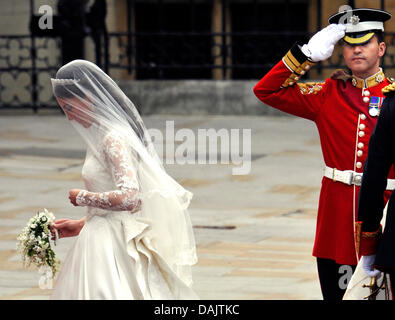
[118,79,291,116]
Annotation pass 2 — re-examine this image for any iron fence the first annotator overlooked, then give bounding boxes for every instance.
[2,31,395,110]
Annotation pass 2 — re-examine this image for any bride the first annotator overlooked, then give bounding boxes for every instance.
[49,59,198,299]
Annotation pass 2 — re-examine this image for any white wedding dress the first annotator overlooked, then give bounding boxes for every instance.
[51,132,198,300]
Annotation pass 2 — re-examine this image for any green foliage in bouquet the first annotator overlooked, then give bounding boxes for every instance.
[16,209,60,278]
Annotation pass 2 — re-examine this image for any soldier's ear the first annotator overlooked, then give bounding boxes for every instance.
[379,41,386,58]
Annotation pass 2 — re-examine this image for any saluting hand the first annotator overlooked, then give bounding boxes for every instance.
[301,24,346,62]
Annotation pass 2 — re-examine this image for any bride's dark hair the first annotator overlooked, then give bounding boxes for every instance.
[54,60,117,100]
[54,60,147,145]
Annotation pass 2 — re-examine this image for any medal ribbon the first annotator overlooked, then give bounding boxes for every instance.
[369,96,384,117]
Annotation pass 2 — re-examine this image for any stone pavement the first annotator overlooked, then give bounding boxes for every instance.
[0,112,324,300]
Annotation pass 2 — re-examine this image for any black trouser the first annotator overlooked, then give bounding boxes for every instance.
[316,258,356,300]
[390,273,395,298]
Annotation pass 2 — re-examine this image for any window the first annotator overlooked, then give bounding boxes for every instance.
[135,1,212,79]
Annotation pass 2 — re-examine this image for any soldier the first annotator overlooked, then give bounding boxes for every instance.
[355,81,395,298]
[253,8,395,300]
[57,0,89,65]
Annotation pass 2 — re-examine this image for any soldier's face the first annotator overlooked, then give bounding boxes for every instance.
[342,36,386,77]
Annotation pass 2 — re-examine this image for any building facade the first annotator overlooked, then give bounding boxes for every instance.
[1,0,395,112]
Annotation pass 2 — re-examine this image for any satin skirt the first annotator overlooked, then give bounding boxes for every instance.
[50,212,198,300]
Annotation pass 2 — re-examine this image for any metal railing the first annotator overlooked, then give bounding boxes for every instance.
[2,31,395,110]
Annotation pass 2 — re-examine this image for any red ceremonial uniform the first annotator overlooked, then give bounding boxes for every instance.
[253,43,395,265]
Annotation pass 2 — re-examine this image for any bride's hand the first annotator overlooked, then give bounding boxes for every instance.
[69,189,82,206]
[130,199,142,213]
[50,218,85,239]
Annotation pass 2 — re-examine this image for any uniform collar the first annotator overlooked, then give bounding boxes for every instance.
[351,68,385,88]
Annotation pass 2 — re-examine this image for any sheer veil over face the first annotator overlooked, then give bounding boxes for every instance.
[51,60,197,286]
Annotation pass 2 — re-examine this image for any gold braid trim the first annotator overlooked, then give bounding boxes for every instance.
[355,221,362,256]
[361,225,382,238]
[281,50,315,88]
[355,222,383,256]
[382,83,395,95]
[282,49,300,72]
[297,82,324,95]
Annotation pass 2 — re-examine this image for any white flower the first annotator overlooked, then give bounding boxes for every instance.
[38,265,48,274]
[17,209,60,279]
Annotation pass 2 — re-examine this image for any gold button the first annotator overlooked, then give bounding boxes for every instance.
[359,131,365,137]
[356,162,362,169]
[358,142,364,149]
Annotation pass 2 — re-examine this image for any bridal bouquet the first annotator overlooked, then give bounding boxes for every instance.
[16,208,60,279]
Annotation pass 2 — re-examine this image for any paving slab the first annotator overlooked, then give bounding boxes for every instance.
[0,113,324,300]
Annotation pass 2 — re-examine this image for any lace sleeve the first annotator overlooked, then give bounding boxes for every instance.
[76,133,141,211]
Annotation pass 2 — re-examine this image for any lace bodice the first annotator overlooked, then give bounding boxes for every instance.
[76,131,141,213]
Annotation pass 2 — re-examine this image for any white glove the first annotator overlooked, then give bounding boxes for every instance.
[301,24,346,62]
[362,255,381,278]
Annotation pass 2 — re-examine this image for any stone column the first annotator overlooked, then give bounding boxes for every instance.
[113,0,136,80]
[212,0,231,80]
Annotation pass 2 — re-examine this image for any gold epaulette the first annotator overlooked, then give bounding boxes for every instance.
[382,82,395,95]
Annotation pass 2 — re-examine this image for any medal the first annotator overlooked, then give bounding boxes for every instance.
[368,96,384,117]
[369,107,379,117]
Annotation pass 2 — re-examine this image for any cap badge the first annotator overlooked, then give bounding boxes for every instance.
[349,15,360,25]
